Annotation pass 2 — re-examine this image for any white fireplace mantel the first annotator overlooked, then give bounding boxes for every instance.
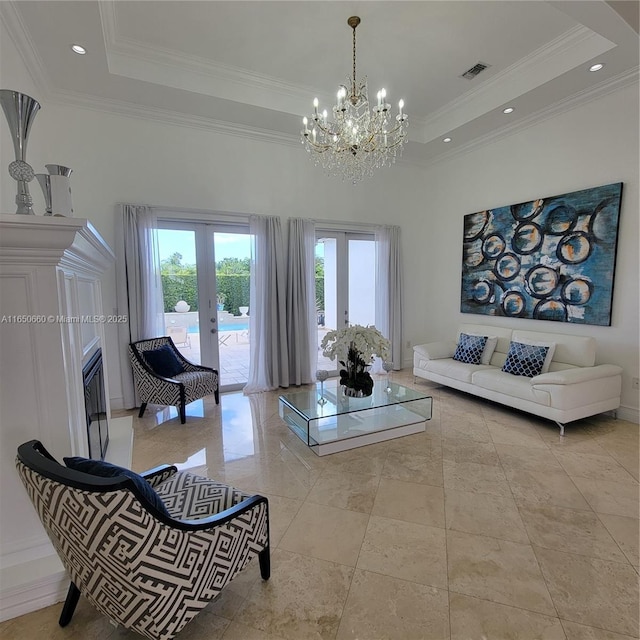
[0,214,115,621]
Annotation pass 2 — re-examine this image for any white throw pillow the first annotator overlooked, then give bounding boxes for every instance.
[517,338,556,373]
[480,336,498,365]
[464,333,498,365]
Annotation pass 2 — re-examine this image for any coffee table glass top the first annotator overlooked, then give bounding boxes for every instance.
[279,380,429,420]
[279,380,432,453]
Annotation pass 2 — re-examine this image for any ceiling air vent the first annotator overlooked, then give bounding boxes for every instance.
[460,62,490,80]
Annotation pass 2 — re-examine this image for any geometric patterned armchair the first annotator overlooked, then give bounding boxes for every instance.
[129,336,219,424]
[16,440,270,640]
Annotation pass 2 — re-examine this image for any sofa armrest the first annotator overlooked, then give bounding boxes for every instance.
[413,340,456,360]
[531,364,622,386]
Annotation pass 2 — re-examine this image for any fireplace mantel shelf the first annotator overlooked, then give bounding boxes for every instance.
[0,214,114,271]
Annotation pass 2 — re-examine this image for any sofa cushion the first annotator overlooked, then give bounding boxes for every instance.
[502,341,550,377]
[426,358,493,383]
[472,369,551,406]
[512,329,595,367]
[453,333,487,365]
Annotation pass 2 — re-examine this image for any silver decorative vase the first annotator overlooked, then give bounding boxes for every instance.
[0,90,41,215]
[45,164,74,216]
[34,174,52,215]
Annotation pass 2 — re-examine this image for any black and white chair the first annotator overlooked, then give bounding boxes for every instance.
[15,440,270,640]
[129,336,219,424]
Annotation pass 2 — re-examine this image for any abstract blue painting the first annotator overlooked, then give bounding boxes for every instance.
[460,182,623,326]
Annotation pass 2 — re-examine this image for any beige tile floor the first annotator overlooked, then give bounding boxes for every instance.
[2,370,639,640]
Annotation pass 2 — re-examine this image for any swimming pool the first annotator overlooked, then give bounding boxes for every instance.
[188,321,249,333]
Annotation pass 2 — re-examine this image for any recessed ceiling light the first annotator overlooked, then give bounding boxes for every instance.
[443,137,452,143]
[71,44,86,55]
[503,107,514,114]
[589,63,604,72]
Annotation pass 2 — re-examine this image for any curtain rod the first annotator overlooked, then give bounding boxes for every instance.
[117,204,396,231]
[310,218,398,232]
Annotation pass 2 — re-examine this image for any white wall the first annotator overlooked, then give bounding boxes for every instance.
[406,83,639,419]
[2,20,638,418]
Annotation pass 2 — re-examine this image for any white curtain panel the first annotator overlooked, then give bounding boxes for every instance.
[244,215,289,393]
[286,218,317,386]
[375,225,403,371]
[115,204,165,407]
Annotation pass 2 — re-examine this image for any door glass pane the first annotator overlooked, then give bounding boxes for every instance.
[158,229,201,364]
[214,233,251,387]
[348,239,376,326]
[316,238,336,369]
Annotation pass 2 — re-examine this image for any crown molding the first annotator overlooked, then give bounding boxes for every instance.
[44,62,637,174]
[0,1,52,96]
[418,24,616,143]
[45,88,303,149]
[423,66,639,169]
[98,0,325,117]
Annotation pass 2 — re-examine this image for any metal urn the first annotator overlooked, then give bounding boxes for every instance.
[35,165,74,217]
[0,90,41,215]
[34,173,52,215]
[48,164,73,216]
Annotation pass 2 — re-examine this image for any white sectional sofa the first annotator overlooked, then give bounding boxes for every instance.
[413,323,623,435]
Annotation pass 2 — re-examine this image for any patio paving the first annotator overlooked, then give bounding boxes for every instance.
[173,328,335,388]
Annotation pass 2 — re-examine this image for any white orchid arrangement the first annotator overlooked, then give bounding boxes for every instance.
[321,324,390,363]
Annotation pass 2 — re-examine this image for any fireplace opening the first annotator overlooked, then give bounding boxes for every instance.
[83,348,109,460]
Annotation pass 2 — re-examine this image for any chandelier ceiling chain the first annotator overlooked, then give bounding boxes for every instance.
[301,16,408,184]
[350,16,358,104]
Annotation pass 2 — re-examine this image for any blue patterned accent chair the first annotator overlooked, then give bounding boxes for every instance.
[129,336,219,424]
[16,440,270,640]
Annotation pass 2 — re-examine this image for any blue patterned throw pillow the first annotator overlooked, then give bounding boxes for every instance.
[64,456,171,517]
[453,333,488,365]
[502,341,549,377]
[142,345,184,378]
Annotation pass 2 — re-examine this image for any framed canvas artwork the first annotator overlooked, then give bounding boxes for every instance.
[460,182,623,326]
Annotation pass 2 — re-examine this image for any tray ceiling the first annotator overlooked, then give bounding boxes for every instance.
[2,1,638,165]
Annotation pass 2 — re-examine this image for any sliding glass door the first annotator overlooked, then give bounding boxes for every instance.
[157,222,251,391]
[316,231,376,372]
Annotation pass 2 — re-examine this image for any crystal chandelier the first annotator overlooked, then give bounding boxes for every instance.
[301,16,408,184]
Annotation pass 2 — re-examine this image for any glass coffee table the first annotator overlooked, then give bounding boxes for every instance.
[279,380,432,456]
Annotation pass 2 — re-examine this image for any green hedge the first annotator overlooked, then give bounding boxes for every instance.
[216,275,250,316]
[315,277,324,310]
[162,274,198,312]
[162,274,325,314]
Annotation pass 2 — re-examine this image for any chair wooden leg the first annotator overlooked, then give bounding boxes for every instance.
[259,546,270,580]
[59,582,81,627]
[180,403,186,424]
[214,388,220,404]
[138,402,147,418]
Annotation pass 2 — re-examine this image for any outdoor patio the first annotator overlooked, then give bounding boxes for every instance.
[170,326,335,388]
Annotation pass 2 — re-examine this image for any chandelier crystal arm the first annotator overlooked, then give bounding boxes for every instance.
[300,15,408,183]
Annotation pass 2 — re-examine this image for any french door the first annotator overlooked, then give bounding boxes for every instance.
[157,221,251,391]
[316,231,377,372]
